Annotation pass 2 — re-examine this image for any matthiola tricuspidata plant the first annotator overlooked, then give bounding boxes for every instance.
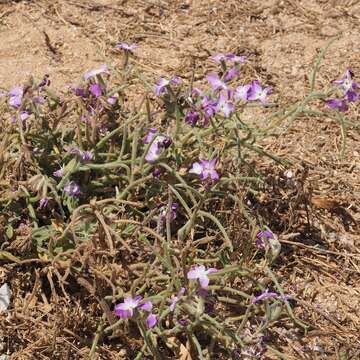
[0,35,355,358]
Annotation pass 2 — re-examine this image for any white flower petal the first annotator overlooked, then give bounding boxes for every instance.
[0,283,11,313]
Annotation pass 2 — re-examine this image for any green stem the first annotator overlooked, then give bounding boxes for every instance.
[89,316,105,359]
[265,266,309,332]
[119,174,152,199]
[309,33,341,92]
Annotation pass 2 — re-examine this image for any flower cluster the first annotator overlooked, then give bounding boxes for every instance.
[1,74,49,125]
[114,266,219,330]
[114,264,218,329]
[114,265,219,329]
[209,76,271,115]
[70,64,118,122]
[327,69,358,112]
[158,53,272,127]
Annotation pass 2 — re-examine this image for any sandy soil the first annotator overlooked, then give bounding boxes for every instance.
[1,0,360,358]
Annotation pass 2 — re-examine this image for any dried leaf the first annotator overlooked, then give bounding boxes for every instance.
[179,343,192,360]
[311,196,339,210]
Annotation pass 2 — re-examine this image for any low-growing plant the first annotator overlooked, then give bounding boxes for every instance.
[0,35,357,359]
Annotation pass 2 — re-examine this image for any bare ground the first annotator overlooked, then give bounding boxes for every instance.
[1,0,360,359]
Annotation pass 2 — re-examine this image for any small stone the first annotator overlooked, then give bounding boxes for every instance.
[284,170,293,178]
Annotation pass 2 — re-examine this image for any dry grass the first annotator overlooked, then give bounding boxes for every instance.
[0,0,360,359]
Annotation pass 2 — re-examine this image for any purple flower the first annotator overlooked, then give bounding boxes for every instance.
[256,229,275,249]
[185,110,200,126]
[116,42,138,51]
[169,287,186,312]
[115,296,157,328]
[345,90,358,102]
[334,69,357,92]
[69,147,79,155]
[64,181,81,197]
[187,265,218,288]
[11,111,29,124]
[8,86,23,108]
[201,96,217,121]
[155,76,182,97]
[155,78,170,96]
[210,53,227,62]
[33,96,45,104]
[21,111,30,121]
[71,86,88,98]
[38,74,50,90]
[107,95,118,105]
[257,229,274,240]
[326,98,348,112]
[247,80,272,104]
[210,53,246,64]
[139,300,153,312]
[145,142,162,163]
[81,151,93,161]
[199,95,220,126]
[143,128,171,163]
[39,197,49,209]
[197,288,209,298]
[84,64,110,81]
[70,147,93,162]
[115,295,142,318]
[87,102,101,116]
[191,87,204,97]
[226,54,246,63]
[216,92,235,117]
[333,69,358,103]
[178,318,188,326]
[146,313,157,328]
[53,167,64,178]
[89,83,102,97]
[235,84,251,101]
[80,115,89,123]
[152,167,163,178]
[143,128,158,144]
[139,301,158,328]
[207,73,227,92]
[159,203,178,224]
[252,289,280,304]
[189,158,219,182]
[223,67,240,82]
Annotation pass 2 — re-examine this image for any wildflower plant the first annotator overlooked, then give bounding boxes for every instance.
[0,34,357,358]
